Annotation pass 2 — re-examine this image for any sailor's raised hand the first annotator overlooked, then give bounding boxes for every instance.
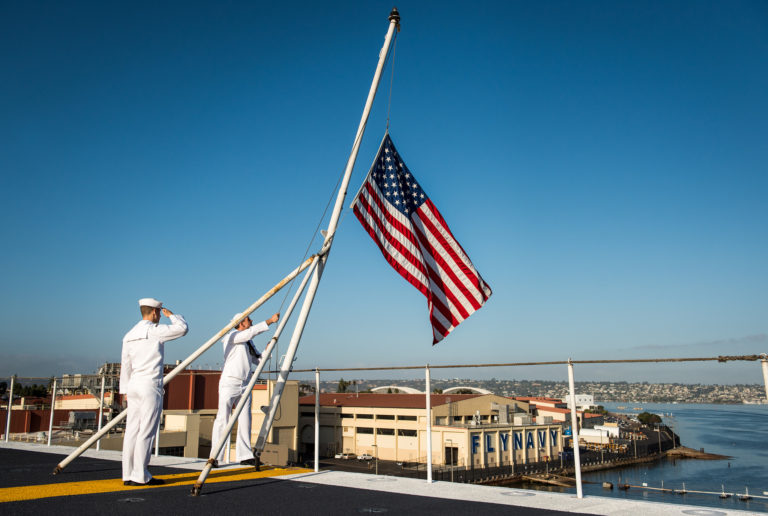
[267,313,279,325]
[162,308,173,317]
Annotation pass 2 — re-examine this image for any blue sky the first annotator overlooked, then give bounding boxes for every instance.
[1,1,766,385]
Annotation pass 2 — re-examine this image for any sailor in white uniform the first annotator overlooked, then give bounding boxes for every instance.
[120,298,188,486]
[212,311,279,465]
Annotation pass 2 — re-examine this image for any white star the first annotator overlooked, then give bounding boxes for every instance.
[394,199,400,205]
[389,173,395,179]
[385,147,391,153]
[388,165,393,170]
[420,193,425,198]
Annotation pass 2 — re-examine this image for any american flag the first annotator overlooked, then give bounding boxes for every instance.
[352,133,492,344]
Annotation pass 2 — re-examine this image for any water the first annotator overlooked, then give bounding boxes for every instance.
[576,403,768,512]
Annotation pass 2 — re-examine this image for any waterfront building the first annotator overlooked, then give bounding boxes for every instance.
[297,393,566,467]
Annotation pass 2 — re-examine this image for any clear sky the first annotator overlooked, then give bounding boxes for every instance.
[1,1,766,385]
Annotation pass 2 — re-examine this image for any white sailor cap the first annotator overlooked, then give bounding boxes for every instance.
[138,298,163,308]
[231,312,246,323]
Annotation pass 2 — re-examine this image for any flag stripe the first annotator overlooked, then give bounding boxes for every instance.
[356,180,430,286]
[353,206,430,298]
[419,200,489,303]
[412,207,485,310]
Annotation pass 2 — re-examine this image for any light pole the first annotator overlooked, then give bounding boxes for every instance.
[372,444,378,476]
[446,439,454,482]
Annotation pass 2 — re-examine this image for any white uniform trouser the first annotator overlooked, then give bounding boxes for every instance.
[122,380,162,483]
[212,377,254,463]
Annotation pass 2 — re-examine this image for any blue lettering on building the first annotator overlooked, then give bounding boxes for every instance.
[514,433,523,450]
[538,430,546,447]
[500,433,509,451]
[550,429,559,443]
[486,434,495,452]
[526,431,534,449]
[471,435,480,454]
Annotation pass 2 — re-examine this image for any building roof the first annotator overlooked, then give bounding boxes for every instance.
[513,396,563,403]
[299,392,480,409]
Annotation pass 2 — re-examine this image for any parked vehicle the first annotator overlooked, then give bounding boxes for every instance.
[339,453,356,460]
[358,453,374,461]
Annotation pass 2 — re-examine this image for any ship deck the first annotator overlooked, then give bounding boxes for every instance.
[0,442,755,515]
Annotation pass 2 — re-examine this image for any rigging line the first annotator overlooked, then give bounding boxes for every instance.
[275,354,767,374]
[267,28,402,368]
[385,32,398,131]
[338,41,398,230]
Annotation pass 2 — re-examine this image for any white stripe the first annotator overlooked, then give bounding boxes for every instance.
[428,297,455,335]
[411,216,478,317]
[414,205,487,306]
[423,261,468,327]
[356,186,430,290]
[359,181,426,263]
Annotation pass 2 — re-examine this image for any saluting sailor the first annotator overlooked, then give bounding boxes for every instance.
[212,311,278,466]
[120,298,188,486]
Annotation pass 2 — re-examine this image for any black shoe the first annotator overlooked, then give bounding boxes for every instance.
[145,477,165,485]
[240,458,257,466]
[123,480,139,486]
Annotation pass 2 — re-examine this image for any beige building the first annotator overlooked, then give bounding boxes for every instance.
[298,393,564,467]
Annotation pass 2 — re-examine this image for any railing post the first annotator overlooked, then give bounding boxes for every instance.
[48,378,57,446]
[567,359,583,499]
[761,354,768,401]
[425,364,433,483]
[96,373,106,451]
[314,368,320,473]
[4,375,15,442]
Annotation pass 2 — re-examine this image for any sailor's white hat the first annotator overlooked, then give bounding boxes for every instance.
[231,312,246,323]
[138,298,163,308]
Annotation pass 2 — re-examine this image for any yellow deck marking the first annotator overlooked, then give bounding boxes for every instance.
[0,466,312,503]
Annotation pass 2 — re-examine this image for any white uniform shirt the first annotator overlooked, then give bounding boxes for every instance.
[120,314,188,393]
[220,321,270,381]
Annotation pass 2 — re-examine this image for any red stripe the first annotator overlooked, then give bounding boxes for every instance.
[353,203,430,300]
[419,200,489,302]
[355,185,429,278]
[412,214,482,314]
[363,181,421,251]
[409,230,467,325]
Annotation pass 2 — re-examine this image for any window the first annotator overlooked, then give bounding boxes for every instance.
[453,416,462,421]
[398,415,417,421]
[398,429,417,437]
[301,412,315,417]
[357,414,373,419]
[376,428,394,435]
[357,427,374,434]
[341,413,354,419]
[376,414,395,420]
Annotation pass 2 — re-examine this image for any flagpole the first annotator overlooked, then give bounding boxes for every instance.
[246,6,400,474]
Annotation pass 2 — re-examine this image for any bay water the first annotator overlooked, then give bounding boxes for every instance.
[570,403,768,512]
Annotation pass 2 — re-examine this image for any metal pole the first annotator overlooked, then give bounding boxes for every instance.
[223,5,400,488]
[567,359,583,499]
[53,256,315,475]
[48,378,57,446]
[5,375,14,442]
[426,365,433,483]
[761,355,768,401]
[96,374,106,451]
[314,368,320,473]
[191,258,319,494]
